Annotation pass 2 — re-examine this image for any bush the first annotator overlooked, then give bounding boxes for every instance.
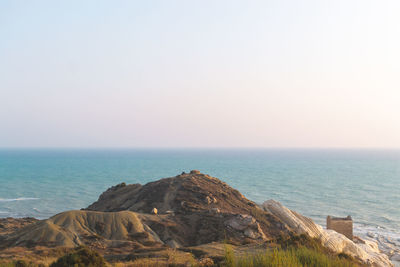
[50,246,107,267]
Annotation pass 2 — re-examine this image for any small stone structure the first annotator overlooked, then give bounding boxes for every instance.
[327,215,353,240]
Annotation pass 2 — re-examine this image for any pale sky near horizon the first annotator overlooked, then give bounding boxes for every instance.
[1,1,399,148]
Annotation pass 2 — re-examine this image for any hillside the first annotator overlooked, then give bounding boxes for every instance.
[86,170,289,246]
[0,171,393,266]
[1,210,161,249]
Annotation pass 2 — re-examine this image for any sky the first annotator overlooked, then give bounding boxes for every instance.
[1,1,399,148]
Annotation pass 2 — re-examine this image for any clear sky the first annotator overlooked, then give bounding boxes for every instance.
[1,1,399,148]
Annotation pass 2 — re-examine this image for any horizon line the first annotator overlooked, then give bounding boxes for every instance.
[0,146,399,150]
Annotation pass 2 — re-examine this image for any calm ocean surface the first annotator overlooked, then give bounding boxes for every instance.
[0,149,399,248]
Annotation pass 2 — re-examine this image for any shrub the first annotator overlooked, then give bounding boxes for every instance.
[50,246,107,267]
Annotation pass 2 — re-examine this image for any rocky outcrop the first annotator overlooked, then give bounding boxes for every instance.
[0,171,392,267]
[1,172,284,252]
[1,210,162,249]
[262,199,393,267]
[87,171,260,215]
[225,214,267,240]
[86,171,288,245]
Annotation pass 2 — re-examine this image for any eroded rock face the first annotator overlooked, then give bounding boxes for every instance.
[0,210,163,250]
[86,171,288,246]
[1,171,286,252]
[87,171,259,215]
[262,199,393,267]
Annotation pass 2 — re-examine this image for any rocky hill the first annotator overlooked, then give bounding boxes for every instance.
[0,171,393,266]
[87,170,259,215]
[85,170,289,247]
[1,210,162,249]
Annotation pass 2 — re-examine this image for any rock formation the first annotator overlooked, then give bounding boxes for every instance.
[0,171,393,266]
[0,172,285,253]
[262,199,393,267]
[0,210,162,249]
[85,171,288,246]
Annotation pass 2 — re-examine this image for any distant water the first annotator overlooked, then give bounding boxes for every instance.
[0,149,399,257]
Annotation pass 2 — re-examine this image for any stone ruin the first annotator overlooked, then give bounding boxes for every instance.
[327,215,353,240]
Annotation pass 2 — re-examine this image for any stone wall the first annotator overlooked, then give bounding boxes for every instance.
[327,215,353,240]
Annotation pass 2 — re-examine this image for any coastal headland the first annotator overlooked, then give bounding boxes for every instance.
[0,171,394,266]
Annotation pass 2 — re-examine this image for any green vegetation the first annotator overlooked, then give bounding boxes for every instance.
[0,235,361,267]
[49,246,107,267]
[223,240,359,267]
[223,246,358,267]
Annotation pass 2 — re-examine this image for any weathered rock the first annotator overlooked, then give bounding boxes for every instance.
[3,171,388,267]
[262,199,393,267]
[391,253,400,262]
[226,214,255,231]
[0,210,163,249]
[225,214,267,241]
[87,171,260,215]
[86,171,288,246]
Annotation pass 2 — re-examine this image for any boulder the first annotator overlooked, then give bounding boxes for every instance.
[225,214,267,241]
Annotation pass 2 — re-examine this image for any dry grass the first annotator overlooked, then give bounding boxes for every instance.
[111,248,197,267]
[223,244,359,267]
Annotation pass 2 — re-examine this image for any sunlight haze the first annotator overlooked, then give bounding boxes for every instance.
[1,0,399,148]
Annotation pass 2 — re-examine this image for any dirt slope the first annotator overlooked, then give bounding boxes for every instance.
[1,210,161,249]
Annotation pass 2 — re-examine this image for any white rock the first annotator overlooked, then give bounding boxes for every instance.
[151,207,158,215]
[225,214,267,240]
[262,199,393,267]
[211,208,221,214]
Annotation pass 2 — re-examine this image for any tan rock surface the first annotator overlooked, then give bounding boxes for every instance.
[1,210,162,249]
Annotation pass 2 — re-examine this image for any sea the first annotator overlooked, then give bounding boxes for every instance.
[0,148,399,261]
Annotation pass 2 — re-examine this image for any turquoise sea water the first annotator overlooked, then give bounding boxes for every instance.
[0,149,399,249]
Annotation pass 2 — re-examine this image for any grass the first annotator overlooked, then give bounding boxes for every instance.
[0,234,360,267]
[0,260,45,267]
[223,244,359,267]
[1,246,359,267]
[111,248,197,267]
